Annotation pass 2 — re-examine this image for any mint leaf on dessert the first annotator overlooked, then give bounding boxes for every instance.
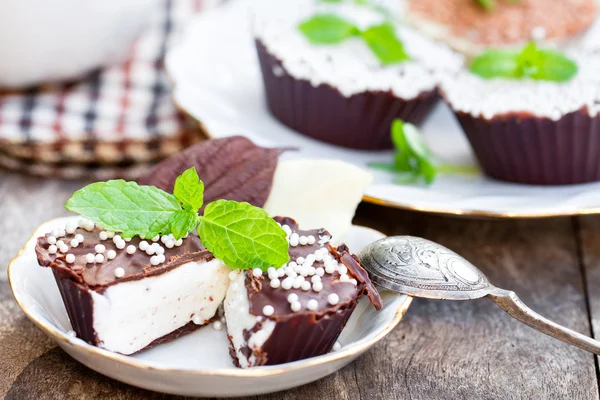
[174,167,204,212]
[475,0,495,11]
[299,14,360,44]
[360,22,410,65]
[470,42,577,82]
[197,200,290,271]
[66,180,181,239]
[368,119,477,185]
[169,210,199,240]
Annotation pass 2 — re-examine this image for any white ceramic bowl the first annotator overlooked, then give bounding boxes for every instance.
[0,0,159,88]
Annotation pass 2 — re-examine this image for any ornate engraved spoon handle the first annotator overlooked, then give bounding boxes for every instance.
[488,288,600,354]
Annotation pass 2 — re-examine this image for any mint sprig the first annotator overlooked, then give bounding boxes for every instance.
[65,167,290,270]
[368,119,477,185]
[298,13,409,65]
[475,0,520,11]
[470,42,577,82]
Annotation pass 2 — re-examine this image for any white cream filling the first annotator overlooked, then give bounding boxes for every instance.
[90,259,230,355]
[224,272,275,368]
[263,159,372,244]
[252,0,463,99]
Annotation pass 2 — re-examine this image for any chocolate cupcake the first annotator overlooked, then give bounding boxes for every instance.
[442,50,600,185]
[225,217,382,368]
[252,0,463,150]
[404,0,598,57]
[36,220,230,355]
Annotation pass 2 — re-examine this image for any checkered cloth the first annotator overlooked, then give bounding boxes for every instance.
[0,0,218,179]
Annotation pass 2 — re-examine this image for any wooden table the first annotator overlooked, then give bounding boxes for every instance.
[2,169,600,399]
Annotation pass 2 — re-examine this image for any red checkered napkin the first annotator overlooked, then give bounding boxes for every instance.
[0,0,219,179]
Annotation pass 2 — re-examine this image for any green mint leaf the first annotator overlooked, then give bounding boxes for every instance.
[298,14,360,44]
[360,22,410,65]
[197,200,290,271]
[65,180,181,238]
[527,49,578,82]
[173,166,204,212]
[475,0,495,11]
[470,49,521,79]
[169,210,199,240]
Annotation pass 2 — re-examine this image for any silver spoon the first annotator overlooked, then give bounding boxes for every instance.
[359,236,600,354]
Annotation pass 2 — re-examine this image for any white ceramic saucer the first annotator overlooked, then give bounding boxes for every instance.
[8,217,411,397]
[166,0,600,218]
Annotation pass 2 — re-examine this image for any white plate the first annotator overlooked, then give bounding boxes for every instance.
[8,217,411,397]
[166,0,600,218]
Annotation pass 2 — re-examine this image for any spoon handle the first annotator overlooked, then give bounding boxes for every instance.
[488,288,600,354]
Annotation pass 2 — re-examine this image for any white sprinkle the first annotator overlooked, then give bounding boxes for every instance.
[282,224,292,234]
[150,255,160,265]
[78,218,89,228]
[48,245,58,254]
[293,276,305,289]
[301,281,311,291]
[116,241,126,250]
[65,223,77,234]
[296,257,305,264]
[106,250,117,260]
[316,267,325,276]
[318,235,331,246]
[213,321,223,330]
[267,267,276,275]
[146,246,155,255]
[59,245,69,254]
[84,222,94,232]
[307,266,316,276]
[126,245,136,254]
[328,293,340,305]
[340,274,350,282]
[311,275,321,283]
[289,233,299,246]
[338,265,348,275]
[124,237,131,242]
[270,279,281,288]
[154,246,165,255]
[313,281,323,292]
[287,293,299,303]
[291,301,302,312]
[165,240,175,249]
[106,231,115,239]
[281,277,293,290]
[65,254,75,263]
[332,341,341,351]
[192,315,203,325]
[151,235,160,242]
[307,235,316,245]
[263,305,275,316]
[114,267,125,278]
[95,244,106,254]
[67,330,77,338]
[99,231,108,241]
[307,299,319,311]
[229,271,238,280]
[325,264,336,274]
[351,279,358,286]
[278,268,286,277]
[252,268,263,278]
[70,239,79,248]
[112,235,122,244]
[75,234,84,243]
[158,254,166,263]
[85,253,95,263]
[315,251,323,262]
[305,254,316,264]
[299,236,308,245]
[56,240,65,248]
[95,254,104,263]
[139,241,149,251]
[175,239,183,247]
[47,236,57,245]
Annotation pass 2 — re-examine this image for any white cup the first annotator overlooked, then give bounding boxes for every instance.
[0,0,160,88]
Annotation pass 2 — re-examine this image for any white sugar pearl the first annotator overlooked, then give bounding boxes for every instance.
[288,261,298,269]
[116,241,126,250]
[192,315,203,325]
[106,250,117,260]
[158,254,166,263]
[114,267,125,278]
[332,341,341,351]
[151,235,160,242]
[293,276,305,289]
[139,241,149,251]
[307,235,316,245]
[106,231,115,239]
[48,245,58,254]
[75,234,84,242]
[146,247,155,255]
[213,321,223,331]
[306,299,318,311]
[340,274,350,282]
[301,281,311,291]
[267,267,276,275]
[67,330,77,338]
[56,240,65,248]
[307,267,316,276]
[313,281,323,292]
[296,257,305,264]
[281,278,293,290]
[126,245,136,254]
[84,223,94,232]
[311,275,321,283]
[325,264,336,274]
[263,305,274,316]
[229,271,238,280]
[154,246,165,255]
[112,235,122,243]
[78,219,88,228]
[85,253,95,263]
[59,245,69,254]
[282,225,292,234]
[165,240,175,249]
[316,267,325,276]
[65,223,77,234]
[287,293,299,303]
[328,293,340,305]
[65,254,75,263]
[315,252,323,262]
[299,236,308,245]
[291,301,302,312]
[150,255,160,265]
[99,231,108,240]
[305,254,315,264]
[338,265,348,275]
[47,236,57,245]
[270,279,281,288]
[175,239,183,247]
[124,237,131,242]
[70,239,79,248]
[252,268,263,278]
[351,279,358,286]
[277,268,286,277]
[289,233,299,246]
[95,244,105,254]
[95,254,104,263]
